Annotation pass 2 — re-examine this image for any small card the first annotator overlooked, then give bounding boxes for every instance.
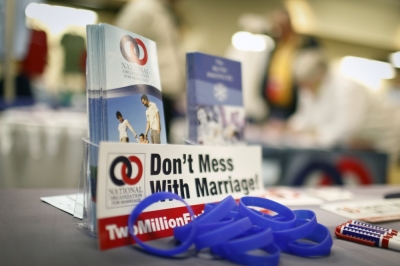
[320,198,400,223]
[261,187,324,206]
[305,187,354,202]
[41,193,83,219]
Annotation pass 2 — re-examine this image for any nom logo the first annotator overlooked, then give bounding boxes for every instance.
[109,156,143,186]
[120,35,148,65]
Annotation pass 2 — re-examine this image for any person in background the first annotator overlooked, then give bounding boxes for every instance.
[115,0,185,142]
[262,7,319,122]
[286,49,400,161]
[116,111,137,143]
[386,68,400,106]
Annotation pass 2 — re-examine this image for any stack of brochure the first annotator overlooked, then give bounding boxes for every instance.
[85,24,168,231]
[86,23,167,146]
[186,52,246,145]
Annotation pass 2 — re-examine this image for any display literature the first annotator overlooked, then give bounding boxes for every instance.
[186,52,246,145]
[84,24,168,233]
[86,23,167,145]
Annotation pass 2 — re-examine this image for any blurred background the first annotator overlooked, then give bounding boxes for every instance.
[1,0,400,188]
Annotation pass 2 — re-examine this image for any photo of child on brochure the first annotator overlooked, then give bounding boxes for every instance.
[108,93,167,144]
[197,104,245,145]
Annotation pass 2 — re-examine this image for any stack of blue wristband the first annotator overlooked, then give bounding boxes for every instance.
[128,192,333,265]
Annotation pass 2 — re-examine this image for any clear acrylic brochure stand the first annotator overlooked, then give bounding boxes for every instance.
[73,137,98,237]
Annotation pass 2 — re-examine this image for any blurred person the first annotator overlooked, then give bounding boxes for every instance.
[286,49,400,160]
[116,111,137,143]
[0,72,34,109]
[115,0,185,142]
[225,13,272,123]
[21,29,48,80]
[58,29,87,107]
[386,68,400,106]
[262,7,319,122]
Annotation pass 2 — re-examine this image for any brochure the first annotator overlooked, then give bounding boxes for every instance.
[85,23,169,233]
[186,52,245,145]
[86,23,167,145]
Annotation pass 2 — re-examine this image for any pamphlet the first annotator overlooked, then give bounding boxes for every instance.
[84,23,169,234]
[186,52,245,145]
[41,194,84,219]
[86,23,167,145]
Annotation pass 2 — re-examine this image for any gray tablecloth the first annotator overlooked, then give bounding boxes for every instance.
[1,186,400,265]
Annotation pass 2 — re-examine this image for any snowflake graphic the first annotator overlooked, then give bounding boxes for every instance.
[213,83,228,102]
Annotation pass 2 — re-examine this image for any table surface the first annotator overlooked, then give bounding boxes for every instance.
[1,186,400,266]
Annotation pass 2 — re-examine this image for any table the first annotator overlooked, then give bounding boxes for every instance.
[1,186,400,265]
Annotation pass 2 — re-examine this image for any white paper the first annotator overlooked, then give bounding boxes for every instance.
[261,187,324,206]
[320,198,400,222]
[304,187,354,201]
[41,193,84,219]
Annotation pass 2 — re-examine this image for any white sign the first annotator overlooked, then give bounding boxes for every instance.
[96,142,263,250]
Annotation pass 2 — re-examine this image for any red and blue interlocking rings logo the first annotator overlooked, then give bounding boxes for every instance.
[109,156,143,186]
[120,35,148,65]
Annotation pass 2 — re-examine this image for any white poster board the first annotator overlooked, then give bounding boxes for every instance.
[96,142,263,250]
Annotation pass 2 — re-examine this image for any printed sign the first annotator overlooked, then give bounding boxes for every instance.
[96,142,263,250]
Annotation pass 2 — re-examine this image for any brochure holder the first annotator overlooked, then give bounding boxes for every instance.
[73,138,98,237]
[73,138,194,237]
[73,137,263,250]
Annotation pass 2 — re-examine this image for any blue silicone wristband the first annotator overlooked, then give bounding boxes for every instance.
[204,202,244,220]
[194,195,237,224]
[174,217,234,243]
[239,196,296,230]
[195,217,253,250]
[273,210,317,246]
[212,242,280,266]
[128,192,196,257]
[173,195,237,241]
[204,202,217,212]
[218,227,274,254]
[283,222,333,257]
